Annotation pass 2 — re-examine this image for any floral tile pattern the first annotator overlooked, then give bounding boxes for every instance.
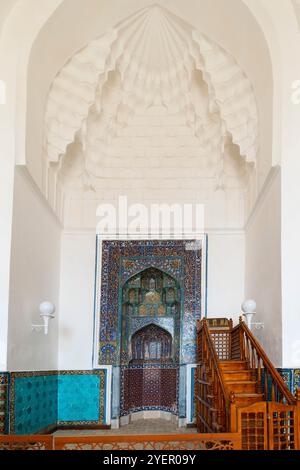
[293,369,300,394]
[277,369,294,393]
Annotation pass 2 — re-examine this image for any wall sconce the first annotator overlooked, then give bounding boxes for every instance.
[241,299,264,330]
[32,302,55,335]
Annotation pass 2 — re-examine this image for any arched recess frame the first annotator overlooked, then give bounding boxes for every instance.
[93,234,207,370]
[120,267,183,366]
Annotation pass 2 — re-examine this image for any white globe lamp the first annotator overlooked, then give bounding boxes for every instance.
[38,301,55,335]
[241,299,256,330]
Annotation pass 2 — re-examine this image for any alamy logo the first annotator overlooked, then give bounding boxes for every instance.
[96,196,205,237]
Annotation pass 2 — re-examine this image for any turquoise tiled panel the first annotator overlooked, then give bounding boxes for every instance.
[12,374,57,434]
[58,374,102,423]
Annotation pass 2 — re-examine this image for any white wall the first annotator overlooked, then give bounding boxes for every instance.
[7,167,61,371]
[207,232,245,319]
[58,231,245,369]
[0,1,18,36]
[245,168,282,367]
[0,0,63,371]
[58,232,96,370]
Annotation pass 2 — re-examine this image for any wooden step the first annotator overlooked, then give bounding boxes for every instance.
[222,370,254,381]
[219,360,247,371]
[224,380,257,394]
[233,393,264,406]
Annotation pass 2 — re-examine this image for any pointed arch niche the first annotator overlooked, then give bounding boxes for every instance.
[121,267,181,366]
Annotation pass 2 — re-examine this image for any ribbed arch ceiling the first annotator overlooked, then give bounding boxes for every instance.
[44,4,258,173]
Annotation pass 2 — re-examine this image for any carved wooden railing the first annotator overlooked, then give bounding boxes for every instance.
[196,316,300,449]
[196,319,231,433]
[236,318,296,405]
[54,433,241,450]
[0,433,242,451]
[199,317,296,405]
[0,434,53,450]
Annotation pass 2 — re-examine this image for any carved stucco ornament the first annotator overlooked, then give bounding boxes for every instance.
[44,5,258,183]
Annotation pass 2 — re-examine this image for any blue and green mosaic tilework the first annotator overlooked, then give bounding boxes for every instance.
[10,372,57,434]
[58,370,106,425]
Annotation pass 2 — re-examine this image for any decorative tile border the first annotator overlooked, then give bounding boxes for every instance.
[0,373,9,434]
[186,364,196,424]
[0,374,8,385]
[293,369,300,395]
[58,370,106,426]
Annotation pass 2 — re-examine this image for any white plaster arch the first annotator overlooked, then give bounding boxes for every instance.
[1,0,295,177]
[25,0,276,222]
[43,6,259,170]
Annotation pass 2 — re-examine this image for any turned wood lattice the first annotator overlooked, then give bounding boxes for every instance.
[0,433,242,451]
[268,402,298,450]
[210,332,231,360]
[238,402,267,450]
[0,435,53,450]
[53,434,241,450]
[238,402,298,450]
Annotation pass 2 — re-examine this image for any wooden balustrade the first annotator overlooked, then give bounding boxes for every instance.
[237,318,296,405]
[0,433,242,451]
[196,319,230,432]
[0,434,53,450]
[196,316,300,449]
[54,433,242,450]
[230,326,241,360]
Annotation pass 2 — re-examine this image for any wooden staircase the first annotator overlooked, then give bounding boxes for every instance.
[195,317,300,450]
[220,360,263,405]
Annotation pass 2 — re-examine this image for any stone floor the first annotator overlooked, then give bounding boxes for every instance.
[54,419,197,436]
